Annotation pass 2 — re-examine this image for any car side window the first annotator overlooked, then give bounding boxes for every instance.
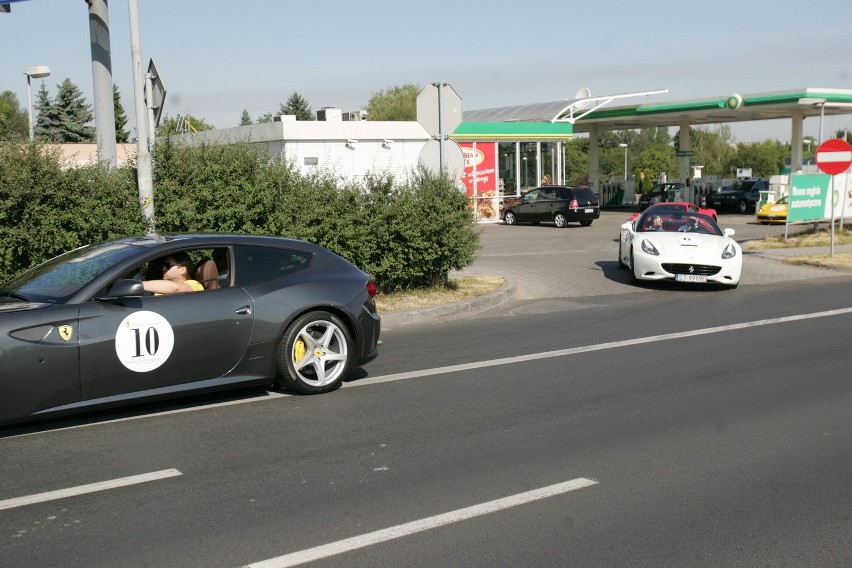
[232,245,312,286]
[524,190,539,202]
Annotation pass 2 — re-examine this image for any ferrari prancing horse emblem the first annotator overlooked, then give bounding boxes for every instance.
[58,325,73,341]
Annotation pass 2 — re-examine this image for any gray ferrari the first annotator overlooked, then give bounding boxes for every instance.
[0,234,381,426]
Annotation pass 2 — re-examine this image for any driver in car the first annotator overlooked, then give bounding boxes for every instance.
[142,252,204,294]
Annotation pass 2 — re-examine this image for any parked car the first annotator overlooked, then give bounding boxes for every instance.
[629,201,718,222]
[0,234,381,426]
[756,195,788,224]
[638,182,685,210]
[501,185,600,228]
[710,177,769,214]
[618,210,741,288]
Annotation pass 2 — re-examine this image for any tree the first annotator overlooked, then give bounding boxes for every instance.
[365,84,420,121]
[734,140,788,177]
[255,112,274,124]
[675,125,736,178]
[277,92,314,121]
[33,82,59,141]
[36,78,95,143]
[240,109,252,126]
[0,90,28,141]
[113,84,130,142]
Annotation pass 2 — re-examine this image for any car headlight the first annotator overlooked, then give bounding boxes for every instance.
[721,243,737,259]
[641,239,660,256]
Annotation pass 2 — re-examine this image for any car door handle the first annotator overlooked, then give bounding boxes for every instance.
[235,306,252,315]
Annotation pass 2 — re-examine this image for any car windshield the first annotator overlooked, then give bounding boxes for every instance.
[637,211,722,235]
[0,242,145,303]
[728,180,757,191]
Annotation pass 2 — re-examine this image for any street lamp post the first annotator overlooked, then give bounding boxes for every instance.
[619,143,628,180]
[24,66,51,141]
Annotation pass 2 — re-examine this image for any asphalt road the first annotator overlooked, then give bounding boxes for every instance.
[2,213,851,567]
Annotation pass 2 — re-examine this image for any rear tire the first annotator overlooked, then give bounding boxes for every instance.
[554,213,567,228]
[580,220,593,227]
[738,199,749,214]
[276,311,352,394]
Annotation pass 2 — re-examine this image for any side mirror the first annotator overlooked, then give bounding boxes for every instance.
[723,228,735,238]
[97,279,145,300]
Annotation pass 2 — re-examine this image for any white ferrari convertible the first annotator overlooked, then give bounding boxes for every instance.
[619,210,741,288]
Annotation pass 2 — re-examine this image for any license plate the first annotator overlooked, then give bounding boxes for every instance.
[584,208,594,213]
[675,274,707,283]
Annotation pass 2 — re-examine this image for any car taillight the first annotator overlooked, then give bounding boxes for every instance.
[569,199,578,209]
[366,280,377,298]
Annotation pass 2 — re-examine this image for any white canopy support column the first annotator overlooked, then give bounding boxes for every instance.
[588,127,600,194]
[678,118,691,184]
[790,109,804,173]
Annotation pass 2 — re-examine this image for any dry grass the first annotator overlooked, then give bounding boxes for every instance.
[375,275,506,312]
[743,228,852,269]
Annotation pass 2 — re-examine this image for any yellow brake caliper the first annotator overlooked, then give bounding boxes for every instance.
[293,338,306,364]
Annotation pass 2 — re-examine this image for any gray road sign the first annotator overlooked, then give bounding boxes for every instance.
[419,138,465,182]
[417,83,462,137]
[146,58,167,127]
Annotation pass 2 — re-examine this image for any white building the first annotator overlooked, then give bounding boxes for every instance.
[175,108,431,183]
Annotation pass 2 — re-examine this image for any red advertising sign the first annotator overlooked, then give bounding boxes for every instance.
[459,142,497,197]
[815,138,852,175]
[459,142,498,222]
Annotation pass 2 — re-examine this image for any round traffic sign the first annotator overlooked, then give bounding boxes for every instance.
[815,138,852,175]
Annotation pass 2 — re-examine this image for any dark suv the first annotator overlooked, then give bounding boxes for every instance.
[710,178,769,214]
[501,185,600,228]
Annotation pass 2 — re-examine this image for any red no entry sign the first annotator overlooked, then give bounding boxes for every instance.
[815,138,852,175]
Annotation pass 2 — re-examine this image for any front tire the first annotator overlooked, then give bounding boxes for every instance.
[629,249,638,284]
[554,212,567,228]
[504,211,517,225]
[738,199,749,214]
[276,311,353,394]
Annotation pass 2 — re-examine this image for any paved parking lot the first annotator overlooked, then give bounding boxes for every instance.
[451,210,848,301]
[380,210,852,325]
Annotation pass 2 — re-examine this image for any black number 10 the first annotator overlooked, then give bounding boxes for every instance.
[131,327,160,357]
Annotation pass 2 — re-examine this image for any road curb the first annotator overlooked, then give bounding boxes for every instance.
[379,279,517,327]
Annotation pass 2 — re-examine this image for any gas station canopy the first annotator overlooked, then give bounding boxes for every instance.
[462,88,852,133]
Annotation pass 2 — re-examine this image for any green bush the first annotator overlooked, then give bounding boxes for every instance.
[0,142,145,282]
[0,139,479,292]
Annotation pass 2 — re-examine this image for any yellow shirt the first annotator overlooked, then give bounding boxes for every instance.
[185,279,204,291]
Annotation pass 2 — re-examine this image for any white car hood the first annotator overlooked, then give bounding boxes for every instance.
[641,232,732,256]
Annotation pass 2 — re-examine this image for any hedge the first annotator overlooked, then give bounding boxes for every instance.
[0,139,479,292]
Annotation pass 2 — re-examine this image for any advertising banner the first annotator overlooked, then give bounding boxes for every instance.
[459,142,499,223]
[788,174,830,223]
[830,173,852,222]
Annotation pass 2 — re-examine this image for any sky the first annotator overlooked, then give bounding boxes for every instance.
[3,0,852,143]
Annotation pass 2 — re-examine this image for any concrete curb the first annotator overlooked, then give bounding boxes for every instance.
[379,279,517,327]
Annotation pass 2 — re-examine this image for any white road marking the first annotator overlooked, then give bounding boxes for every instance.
[243,477,598,568]
[352,307,852,387]
[7,307,851,436]
[0,468,182,511]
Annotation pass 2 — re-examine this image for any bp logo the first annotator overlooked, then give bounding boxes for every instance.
[115,311,175,372]
[726,94,743,110]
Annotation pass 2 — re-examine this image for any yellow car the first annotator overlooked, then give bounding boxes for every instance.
[756,196,788,224]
